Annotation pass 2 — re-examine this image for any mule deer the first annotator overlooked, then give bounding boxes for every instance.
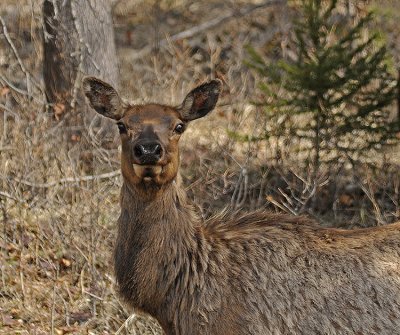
[83,77,400,335]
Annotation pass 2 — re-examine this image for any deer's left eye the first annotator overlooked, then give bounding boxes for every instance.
[174,123,185,134]
[117,122,127,134]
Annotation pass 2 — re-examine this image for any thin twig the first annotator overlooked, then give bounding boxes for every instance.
[84,290,103,301]
[0,191,25,204]
[266,194,297,215]
[50,266,59,335]
[0,103,20,122]
[360,178,385,225]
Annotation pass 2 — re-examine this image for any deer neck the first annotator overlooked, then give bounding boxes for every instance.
[115,175,202,313]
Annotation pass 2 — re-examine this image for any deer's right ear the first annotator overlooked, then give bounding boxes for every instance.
[82,76,123,120]
[178,79,222,121]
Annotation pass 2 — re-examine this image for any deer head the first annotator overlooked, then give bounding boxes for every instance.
[82,77,221,193]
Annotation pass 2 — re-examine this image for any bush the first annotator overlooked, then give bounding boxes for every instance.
[247,0,399,175]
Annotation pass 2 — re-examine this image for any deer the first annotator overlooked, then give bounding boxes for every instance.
[82,76,400,335]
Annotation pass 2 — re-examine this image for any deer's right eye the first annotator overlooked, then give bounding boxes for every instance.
[117,122,127,134]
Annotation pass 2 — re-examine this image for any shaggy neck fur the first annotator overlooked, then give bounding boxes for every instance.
[114,176,204,333]
[114,173,400,335]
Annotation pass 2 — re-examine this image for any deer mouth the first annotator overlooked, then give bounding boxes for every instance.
[132,164,163,181]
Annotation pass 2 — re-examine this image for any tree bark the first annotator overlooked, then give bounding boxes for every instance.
[397,68,400,129]
[43,0,119,141]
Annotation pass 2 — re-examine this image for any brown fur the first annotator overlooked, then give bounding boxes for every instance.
[83,77,400,335]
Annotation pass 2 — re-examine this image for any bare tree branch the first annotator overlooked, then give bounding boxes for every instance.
[6,170,121,189]
[0,15,42,92]
[130,0,286,60]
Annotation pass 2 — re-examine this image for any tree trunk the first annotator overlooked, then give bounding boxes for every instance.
[397,68,400,129]
[43,0,119,142]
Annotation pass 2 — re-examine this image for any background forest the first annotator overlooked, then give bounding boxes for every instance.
[1,0,400,334]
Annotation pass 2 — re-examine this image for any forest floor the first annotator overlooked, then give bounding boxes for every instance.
[1,1,400,334]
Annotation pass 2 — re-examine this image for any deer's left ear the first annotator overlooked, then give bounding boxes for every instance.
[178,79,222,121]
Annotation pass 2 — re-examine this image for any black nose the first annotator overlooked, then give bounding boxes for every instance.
[133,142,163,164]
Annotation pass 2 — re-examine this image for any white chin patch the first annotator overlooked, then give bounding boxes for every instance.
[133,164,162,178]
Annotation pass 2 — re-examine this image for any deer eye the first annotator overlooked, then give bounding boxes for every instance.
[117,122,127,134]
[174,123,185,134]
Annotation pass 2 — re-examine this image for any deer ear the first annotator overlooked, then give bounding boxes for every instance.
[178,79,222,121]
[82,76,123,120]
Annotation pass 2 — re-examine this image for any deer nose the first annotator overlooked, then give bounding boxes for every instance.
[133,142,163,164]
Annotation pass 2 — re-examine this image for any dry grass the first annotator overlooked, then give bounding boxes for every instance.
[0,1,399,334]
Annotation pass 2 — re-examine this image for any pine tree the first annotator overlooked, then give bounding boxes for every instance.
[247,0,399,173]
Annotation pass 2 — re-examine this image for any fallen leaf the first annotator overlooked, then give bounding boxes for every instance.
[339,194,353,206]
[56,326,78,334]
[60,257,72,268]
[54,103,65,120]
[10,308,20,317]
[0,86,10,96]
[266,195,274,202]
[70,311,92,324]
[70,134,81,142]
